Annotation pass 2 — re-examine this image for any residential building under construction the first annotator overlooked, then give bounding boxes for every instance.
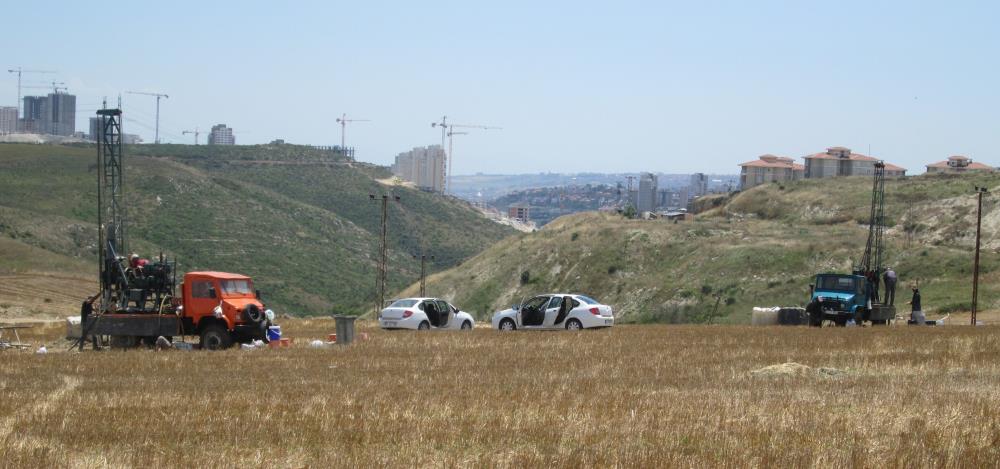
[392,145,446,193]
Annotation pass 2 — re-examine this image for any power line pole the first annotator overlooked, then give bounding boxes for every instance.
[413,254,435,297]
[972,186,987,326]
[370,193,400,315]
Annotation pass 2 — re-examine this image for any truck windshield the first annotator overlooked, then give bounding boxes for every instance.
[816,276,857,292]
[219,279,252,295]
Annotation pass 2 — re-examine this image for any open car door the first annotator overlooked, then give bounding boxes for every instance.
[435,300,453,328]
[422,300,441,328]
[520,296,548,327]
[553,295,574,325]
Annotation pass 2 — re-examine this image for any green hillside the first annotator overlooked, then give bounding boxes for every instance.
[0,143,514,315]
[403,173,1000,323]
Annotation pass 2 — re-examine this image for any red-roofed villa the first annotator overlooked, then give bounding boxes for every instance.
[925,156,994,174]
[738,154,804,190]
[803,147,906,179]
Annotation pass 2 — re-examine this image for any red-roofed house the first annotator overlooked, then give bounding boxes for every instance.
[803,147,906,179]
[738,154,805,190]
[925,156,994,174]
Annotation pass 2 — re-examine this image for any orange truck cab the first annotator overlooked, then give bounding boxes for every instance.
[178,272,271,349]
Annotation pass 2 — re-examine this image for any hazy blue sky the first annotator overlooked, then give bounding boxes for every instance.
[4,1,998,174]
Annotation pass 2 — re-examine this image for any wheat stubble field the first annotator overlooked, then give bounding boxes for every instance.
[2,320,1000,467]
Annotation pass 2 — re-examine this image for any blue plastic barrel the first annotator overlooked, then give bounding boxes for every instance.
[267,325,281,341]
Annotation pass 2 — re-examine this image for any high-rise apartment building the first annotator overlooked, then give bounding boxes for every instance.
[44,92,76,136]
[392,145,446,192]
[89,117,101,141]
[17,93,76,136]
[636,172,658,213]
[0,107,17,135]
[689,173,708,197]
[208,124,235,145]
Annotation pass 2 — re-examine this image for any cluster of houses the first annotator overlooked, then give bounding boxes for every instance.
[739,146,993,190]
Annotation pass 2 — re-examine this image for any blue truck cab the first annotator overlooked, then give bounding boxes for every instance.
[807,273,869,326]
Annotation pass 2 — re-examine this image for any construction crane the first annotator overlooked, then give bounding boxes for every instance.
[6,68,56,131]
[431,116,501,194]
[126,91,169,144]
[182,128,201,145]
[335,113,369,159]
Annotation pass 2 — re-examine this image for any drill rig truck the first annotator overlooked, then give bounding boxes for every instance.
[79,109,271,350]
[807,161,896,326]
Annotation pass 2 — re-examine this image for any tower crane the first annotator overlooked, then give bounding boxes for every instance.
[431,116,501,194]
[126,91,169,144]
[6,68,56,131]
[182,127,201,145]
[335,113,369,159]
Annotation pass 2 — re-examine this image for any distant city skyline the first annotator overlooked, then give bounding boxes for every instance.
[4,1,999,174]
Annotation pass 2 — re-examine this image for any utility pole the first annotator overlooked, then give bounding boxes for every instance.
[6,68,56,131]
[126,91,169,143]
[182,128,201,145]
[370,193,400,316]
[414,254,435,297]
[972,186,988,325]
[335,113,370,160]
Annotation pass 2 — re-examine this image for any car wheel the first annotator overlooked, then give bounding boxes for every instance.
[498,319,516,331]
[565,319,583,331]
[461,321,473,330]
[418,321,430,330]
[200,324,232,350]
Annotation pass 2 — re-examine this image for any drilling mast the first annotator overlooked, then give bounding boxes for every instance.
[96,107,129,312]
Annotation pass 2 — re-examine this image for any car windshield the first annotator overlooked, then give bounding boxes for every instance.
[816,276,857,292]
[389,299,419,308]
[575,295,598,305]
[219,279,252,295]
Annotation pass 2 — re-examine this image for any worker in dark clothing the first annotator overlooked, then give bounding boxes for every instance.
[908,287,924,324]
[79,294,101,350]
[865,270,879,303]
[883,267,897,306]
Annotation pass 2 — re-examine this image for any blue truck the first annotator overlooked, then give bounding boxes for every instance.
[807,273,895,326]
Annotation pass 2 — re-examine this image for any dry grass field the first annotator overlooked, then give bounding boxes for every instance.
[2,320,1000,467]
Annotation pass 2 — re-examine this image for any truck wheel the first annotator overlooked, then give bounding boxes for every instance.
[200,324,233,350]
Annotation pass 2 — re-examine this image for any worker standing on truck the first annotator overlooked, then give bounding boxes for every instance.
[908,287,924,324]
[883,267,897,306]
[129,253,149,271]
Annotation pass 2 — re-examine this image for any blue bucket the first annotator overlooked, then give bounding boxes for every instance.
[266,325,281,341]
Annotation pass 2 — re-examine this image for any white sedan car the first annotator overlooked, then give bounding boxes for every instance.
[491,293,614,331]
[379,298,475,330]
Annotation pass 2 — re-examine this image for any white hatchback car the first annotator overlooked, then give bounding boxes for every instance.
[379,298,475,330]
[491,293,614,331]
